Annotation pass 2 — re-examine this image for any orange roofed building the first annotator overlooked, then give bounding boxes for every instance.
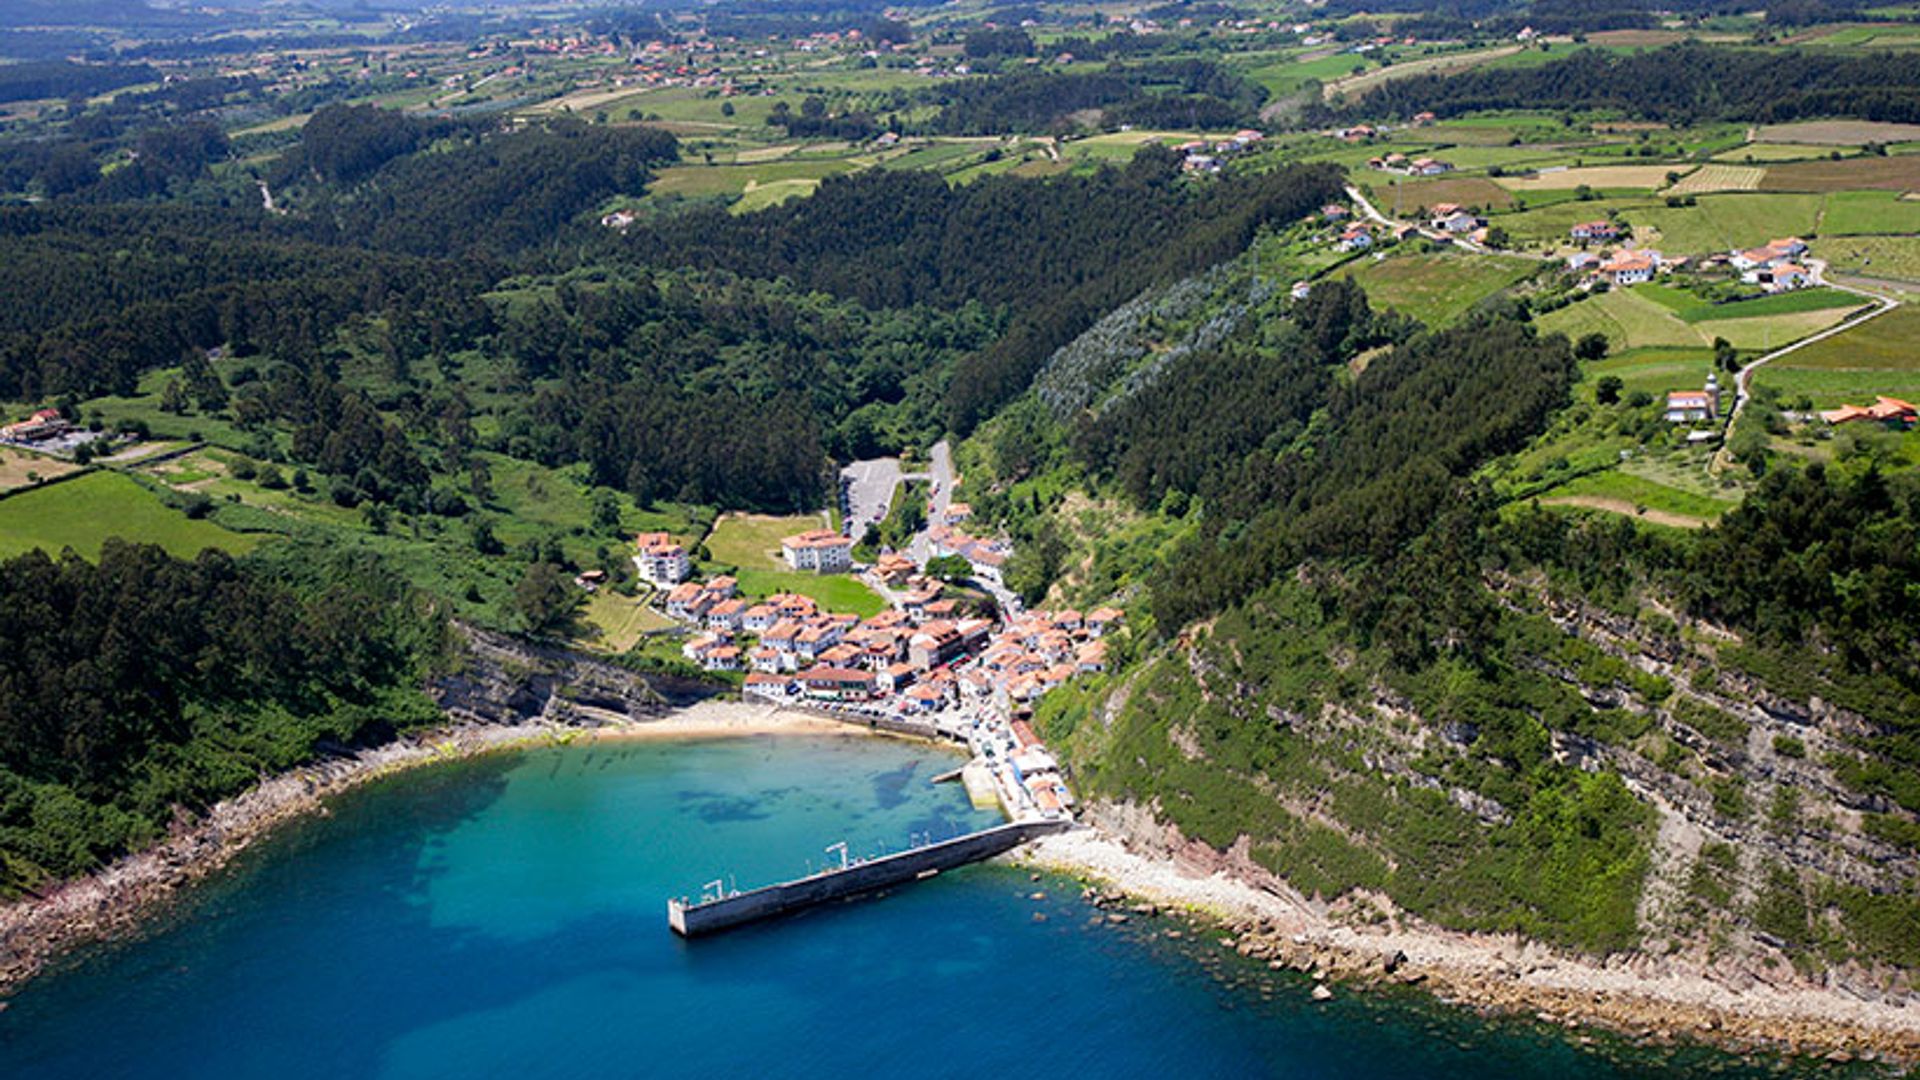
[1820,396,1917,428]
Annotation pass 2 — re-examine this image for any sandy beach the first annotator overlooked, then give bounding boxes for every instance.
[0,699,876,996]
[1016,822,1920,1067]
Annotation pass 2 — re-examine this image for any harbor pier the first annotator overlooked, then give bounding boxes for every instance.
[668,819,1073,936]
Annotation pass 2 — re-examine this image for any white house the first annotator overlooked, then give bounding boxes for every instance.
[782,529,853,572]
[633,532,690,586]
[1663,374,1721,423]
[1599,252,1656,286]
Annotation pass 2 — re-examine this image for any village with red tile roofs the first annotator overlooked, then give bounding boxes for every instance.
[625,462,1117,822]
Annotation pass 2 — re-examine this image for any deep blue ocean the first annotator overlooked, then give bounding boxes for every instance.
[0,736,1825,1078]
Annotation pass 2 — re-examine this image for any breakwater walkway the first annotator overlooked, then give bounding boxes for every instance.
[668,819,1074,936]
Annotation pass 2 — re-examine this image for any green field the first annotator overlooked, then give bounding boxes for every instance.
[731,567,885,618]
[1820,190,1920,235]
[1637,284,1867,322]
[1631,193,1823,255]
[1537,285,1856,351]
[1765,304,1920,369]
[704,511,883,615]
[1586,347,1719,401]
[649,158,860,202]
[576,586,672,652]
[1535,467,1738,526]
[1494,196,1663,247]
[0,471,261,561]
[1337,252,1537,326]
[1713,143,1849,163]
[706,512,827,569]
[0,447,81,493]
[1753,305,1920,408]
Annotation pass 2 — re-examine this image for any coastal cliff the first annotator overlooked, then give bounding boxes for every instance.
[431,623,721,724]
[1027,581,1920,1065]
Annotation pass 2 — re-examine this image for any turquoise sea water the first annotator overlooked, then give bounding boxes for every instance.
[1,737,1812,1079]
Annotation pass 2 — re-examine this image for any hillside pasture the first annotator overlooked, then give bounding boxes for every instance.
[1493,196,1663,246]
[1668,164,1763,195]
[1752,305,1920,408]
[576,587,672,653]
[1536,284,1857,352]
[1817,235,1920,282]
[0,471,260,561]
[1336,251,1537,326]
[1361,174,1515,213]
[1534,469,1731,529]
[1321,44,1522,101]
[1631,193,1823,255]
[647,158,859,201]
[1493,164,1678,192]
[1760,155,1920,193]
[1585,347,1718,402]
[1820,190,1920,235]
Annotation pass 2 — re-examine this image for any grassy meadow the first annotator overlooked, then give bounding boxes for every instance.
[0,471,261,561]
[1338,251,1537,326]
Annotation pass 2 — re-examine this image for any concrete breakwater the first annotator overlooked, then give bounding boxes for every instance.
[669,820,1075,936]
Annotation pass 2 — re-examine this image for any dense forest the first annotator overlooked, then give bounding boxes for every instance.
[921,61,1267,136]
[1349,43,1920,125]
[0,542,447,897]
[619,154,1346,431]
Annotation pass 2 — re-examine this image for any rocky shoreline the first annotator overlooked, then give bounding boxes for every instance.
[1016,812,1920,1070]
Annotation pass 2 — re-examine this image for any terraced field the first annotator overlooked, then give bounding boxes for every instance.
[1669,164,1763,194]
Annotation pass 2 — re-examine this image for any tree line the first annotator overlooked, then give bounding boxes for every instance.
[1346,42,1920,126]
[0,541,447,897]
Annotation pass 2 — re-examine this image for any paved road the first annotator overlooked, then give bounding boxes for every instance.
[1718,275,1897,457]
[909,440,954,563]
